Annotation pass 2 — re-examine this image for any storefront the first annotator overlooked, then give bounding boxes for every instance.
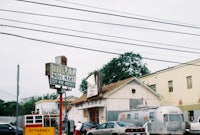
[68,77,162,124]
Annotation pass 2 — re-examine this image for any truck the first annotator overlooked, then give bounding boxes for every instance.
[185,116,200,134]
[118,106,185,135]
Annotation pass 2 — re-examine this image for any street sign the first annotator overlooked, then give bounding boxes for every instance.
[24,127,55,135]
[46,63,76,88]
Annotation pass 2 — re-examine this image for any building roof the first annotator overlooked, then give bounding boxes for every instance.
[35,96,77,105]
[140,58,200,78]
[73,77,162,104]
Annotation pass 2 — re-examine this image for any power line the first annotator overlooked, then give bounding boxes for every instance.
[1,9,200,37]
[15,0,200,30]
[2,24,200,54]
[0,89,16,97]
[1,31,200,67]
[54,0,200,29]
[1,17,199,51]
[0,31,120,55]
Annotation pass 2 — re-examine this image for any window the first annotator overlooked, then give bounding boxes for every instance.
[149,112,154,121]
[149,84,156,91]
[187,76,192,89]
[188,110,194,122]
[168,80,173,92]
[106,123,114,128]
[98,123,106,129]
[134,113,139,120]
[127,114,131,120]
[169,114,181,121]
[129,99,143,109]
[164,114,168,122]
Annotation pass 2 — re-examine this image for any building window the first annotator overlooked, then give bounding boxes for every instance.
[127,114,131,120]
[149,112,154,122]
[168,80,173,92]
[188,110,194,121]
[130,99,143,109]
[187,76,192,89]
[134,113,139,120]
[149,84,156,91]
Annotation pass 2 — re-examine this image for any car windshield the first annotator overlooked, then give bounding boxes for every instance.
[84,123,91,126]
[83,122,98,128]
[116,121,135,127]
[9,124,23,130]
[169,114,182,121]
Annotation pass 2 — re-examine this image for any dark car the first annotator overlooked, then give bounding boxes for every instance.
[0,122,23,135]
[80,122,99,135]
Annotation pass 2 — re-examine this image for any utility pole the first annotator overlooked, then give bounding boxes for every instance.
[16,65,20,135]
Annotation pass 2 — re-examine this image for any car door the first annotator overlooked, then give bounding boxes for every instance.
[0,124,14,135]
[94,123,107,135]
[103,122,115,135]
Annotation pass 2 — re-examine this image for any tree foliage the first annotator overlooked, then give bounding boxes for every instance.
[101,52,149,84]
[79,52,150,93]
[79,78,87,94]
[0,92,58,116]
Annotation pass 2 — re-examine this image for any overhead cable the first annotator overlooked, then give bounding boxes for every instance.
[15,0,200,30]
[0,89,16,97]
[1,17,199,51]
[1,31,200,66]
[54,0,200,29]
[1,9,200,37]
[2,24,200,54]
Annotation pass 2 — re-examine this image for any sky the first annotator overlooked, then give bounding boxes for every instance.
[1,0,200,101]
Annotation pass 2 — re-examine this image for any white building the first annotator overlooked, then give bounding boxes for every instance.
[68,77,162,124]
[35,96,77,126]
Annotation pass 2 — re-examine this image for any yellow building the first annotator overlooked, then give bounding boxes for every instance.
[140,58,200,122]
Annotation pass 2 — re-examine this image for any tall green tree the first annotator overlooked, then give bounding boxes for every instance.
[79,52,150,93]
[79,78,87,94]
[101,52,149,84]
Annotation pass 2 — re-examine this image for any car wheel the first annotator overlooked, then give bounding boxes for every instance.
[112,133,118,135]
[87,133,93,135]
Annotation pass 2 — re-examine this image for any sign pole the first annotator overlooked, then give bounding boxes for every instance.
[59,92,63,135]
[45,56,76,135]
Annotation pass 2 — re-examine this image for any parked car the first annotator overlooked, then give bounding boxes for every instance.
[86,121,146,135]
[81,122,99,135]
[185,117,200,135]
[0,122,23,135]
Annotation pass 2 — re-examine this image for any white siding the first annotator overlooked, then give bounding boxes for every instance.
[35,101,58,114]
[106,81,160,111]
[68,78,161,123]
[67,106,85,123]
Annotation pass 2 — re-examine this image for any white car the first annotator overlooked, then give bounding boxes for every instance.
[86,121,146,135]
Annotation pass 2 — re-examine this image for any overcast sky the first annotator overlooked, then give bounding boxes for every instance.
[1,0,200,101]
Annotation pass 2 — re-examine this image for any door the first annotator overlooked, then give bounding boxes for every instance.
[103,122,115,135]
[89,108,99,123]
[95,123,106,135]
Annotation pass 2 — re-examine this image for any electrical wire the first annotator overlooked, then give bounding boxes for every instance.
[1,31,200,67]
[1,9,200,37]
[54,0,200,29]
[1,17,200,51]
[15,0,200,30]
[2,24,200,54]
[0,89,16,97]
